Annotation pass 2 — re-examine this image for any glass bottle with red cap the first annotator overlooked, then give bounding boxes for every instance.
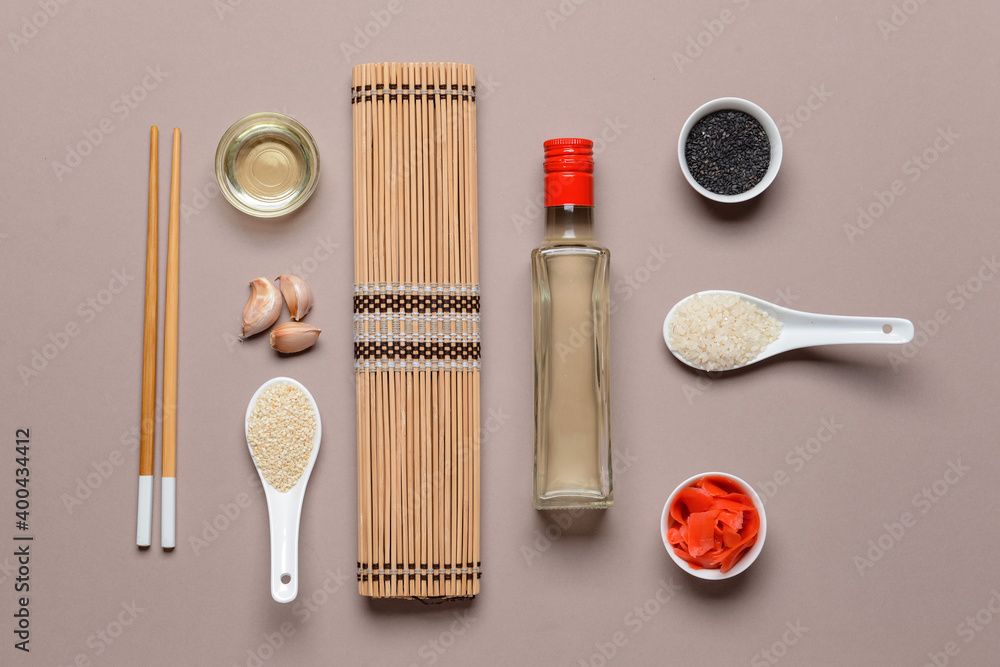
[532,138,613,510]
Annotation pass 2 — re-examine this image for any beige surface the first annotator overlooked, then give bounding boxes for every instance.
[2,1,999,665]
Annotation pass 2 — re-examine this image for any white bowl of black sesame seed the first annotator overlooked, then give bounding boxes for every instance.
[678,97,782,203]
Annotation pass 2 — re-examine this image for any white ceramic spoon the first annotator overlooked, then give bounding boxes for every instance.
[663,290,915,371]
[245,377,322,603]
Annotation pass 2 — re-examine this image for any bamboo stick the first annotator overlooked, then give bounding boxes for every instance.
[161,128,181,550]
[136,126,158,548]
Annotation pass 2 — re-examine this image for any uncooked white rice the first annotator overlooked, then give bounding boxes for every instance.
[247,382,317,492]
[667,293,782,371]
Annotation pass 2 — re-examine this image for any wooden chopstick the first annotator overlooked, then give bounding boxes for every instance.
[161,128,180,549]
[136,126,158,548]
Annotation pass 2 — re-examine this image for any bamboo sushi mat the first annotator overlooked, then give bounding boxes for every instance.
[352,62,481,599]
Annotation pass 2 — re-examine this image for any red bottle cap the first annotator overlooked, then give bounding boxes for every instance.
[544,138,593,207]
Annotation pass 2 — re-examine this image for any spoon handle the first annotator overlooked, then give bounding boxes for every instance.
[266,490,302,603]
[780,313,914,351]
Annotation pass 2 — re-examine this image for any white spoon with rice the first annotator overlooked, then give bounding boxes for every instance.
[245,377,322,603]
[663,290,914,371]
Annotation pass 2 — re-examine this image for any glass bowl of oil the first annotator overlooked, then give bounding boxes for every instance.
[215,112,320,218]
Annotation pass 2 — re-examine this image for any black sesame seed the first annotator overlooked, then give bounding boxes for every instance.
[685,110,770,196]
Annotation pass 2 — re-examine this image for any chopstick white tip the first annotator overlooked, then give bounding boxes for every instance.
[161,477,176,549]
[136,476,153,547]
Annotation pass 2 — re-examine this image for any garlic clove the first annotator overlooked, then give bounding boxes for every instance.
[242,277,283,338]
[269,321,321,354]
[276,274,314,321]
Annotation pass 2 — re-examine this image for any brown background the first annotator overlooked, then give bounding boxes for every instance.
[2,0,999,665]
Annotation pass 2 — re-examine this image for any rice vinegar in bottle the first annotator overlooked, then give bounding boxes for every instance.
[532,138,613,510]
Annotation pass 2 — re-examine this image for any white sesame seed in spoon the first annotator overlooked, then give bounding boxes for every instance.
[245,377,322,603]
